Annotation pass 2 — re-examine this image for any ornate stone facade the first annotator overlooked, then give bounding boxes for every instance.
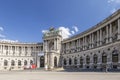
[43,28,62,70]
[61,9,120,70]
[1,9,120,71]
[0,41,43,70]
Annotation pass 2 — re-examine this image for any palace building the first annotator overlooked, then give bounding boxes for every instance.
[1,9,120,71]
[43,9,120,70]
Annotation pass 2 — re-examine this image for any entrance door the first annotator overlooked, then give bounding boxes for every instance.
[54,57,57,67]
[40,56,44,67]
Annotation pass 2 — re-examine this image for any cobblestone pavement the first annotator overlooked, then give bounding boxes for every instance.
[0,70,119,80]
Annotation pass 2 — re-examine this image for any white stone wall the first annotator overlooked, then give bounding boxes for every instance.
[61,10,120,70]
[0,42,43,70]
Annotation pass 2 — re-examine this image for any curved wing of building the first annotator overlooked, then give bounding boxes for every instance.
[61,9,120,70]
[0,41,43,70]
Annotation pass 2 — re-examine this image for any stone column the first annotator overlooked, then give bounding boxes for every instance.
[0,45,2,55]
[1,45,3,55]
[37,57,40,68]
[117,18,120,40]
[89,34,92,49]
[97,53,102,69]
[67,58,69,67]
[100,29,102,45]
[118,52,120,69]
[50,53,54,69]
[109,23,112,42]
[90,55,93,69]
[83,56,86,69]
[107,52,112,69]
[79,39,81,51]
[54,39,56,50]
[84,36,87,50]
[77,57,80,68]
[83,37,85,50]
[91,33,94,48]
[106,25,109,43]
[44,53,48,70]
[77,39,79,48]
[97,30,100,46]
[72,58,75,68]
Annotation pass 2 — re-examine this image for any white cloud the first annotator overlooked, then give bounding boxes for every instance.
[58,27,72,39]
[0,27,4,31]
[107,0,120,13]
[0,26,5,38]
[110,8,117,13]
[42,30,48,33]
[72,26,79,32]
[71,31,75,34]
[108,0,120,3]
[42,26,79,39]
[0,34,5,38]
[0,39,18,43]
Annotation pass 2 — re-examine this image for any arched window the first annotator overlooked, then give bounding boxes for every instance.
[40,56,44,67]
[11,60,15,66]
[112,50,118,63]
[54,57,57,67]
[69,58,72,65]
[93,54,98,64]
[80,56,83,68]
[74,57,77,65]
[24,60,27,66]
[18,60,21,66]
[86,55,90,64]
[102,52,107,63]
[30,60,33,65]
[63,58,67,66]
[4,60,8,66]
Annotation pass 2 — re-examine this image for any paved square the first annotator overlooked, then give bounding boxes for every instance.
[0,71,119,80]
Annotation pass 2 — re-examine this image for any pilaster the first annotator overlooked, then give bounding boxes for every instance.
[109,23,112,42]
[91,33,94,48]
[97,30,100,46]
[100,29,102,45]
[106,25,109,43]
[117,18,120,40]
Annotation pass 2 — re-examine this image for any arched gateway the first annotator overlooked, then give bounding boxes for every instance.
[43,27,62,70]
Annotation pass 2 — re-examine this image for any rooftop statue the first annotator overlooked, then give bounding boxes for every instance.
[49,27,55,32]
[43,27,61,37]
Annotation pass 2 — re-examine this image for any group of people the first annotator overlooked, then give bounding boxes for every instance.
[23,64,37,70]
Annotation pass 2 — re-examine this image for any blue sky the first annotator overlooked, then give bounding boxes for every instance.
[0,0,120,42]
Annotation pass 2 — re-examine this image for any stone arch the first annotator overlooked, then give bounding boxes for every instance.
[102,51,107,63]
[69,58,72,65]
[63,58,67,66]
[112,49,119,69]
[11,60,15,66]
[40,56,44,67]
[86,55,90,64]
[80,56,83,68]
[93,54,98,64]
[18,60,21,66]
[30,60,33,65]
[112,49,118,63]
[54,56,57,67]
[4,60,8,66]
[74,57,77,65]
[24,60,27,66]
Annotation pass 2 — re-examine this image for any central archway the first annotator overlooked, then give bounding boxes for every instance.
[40,56,44,67]
[54,56,57,67]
